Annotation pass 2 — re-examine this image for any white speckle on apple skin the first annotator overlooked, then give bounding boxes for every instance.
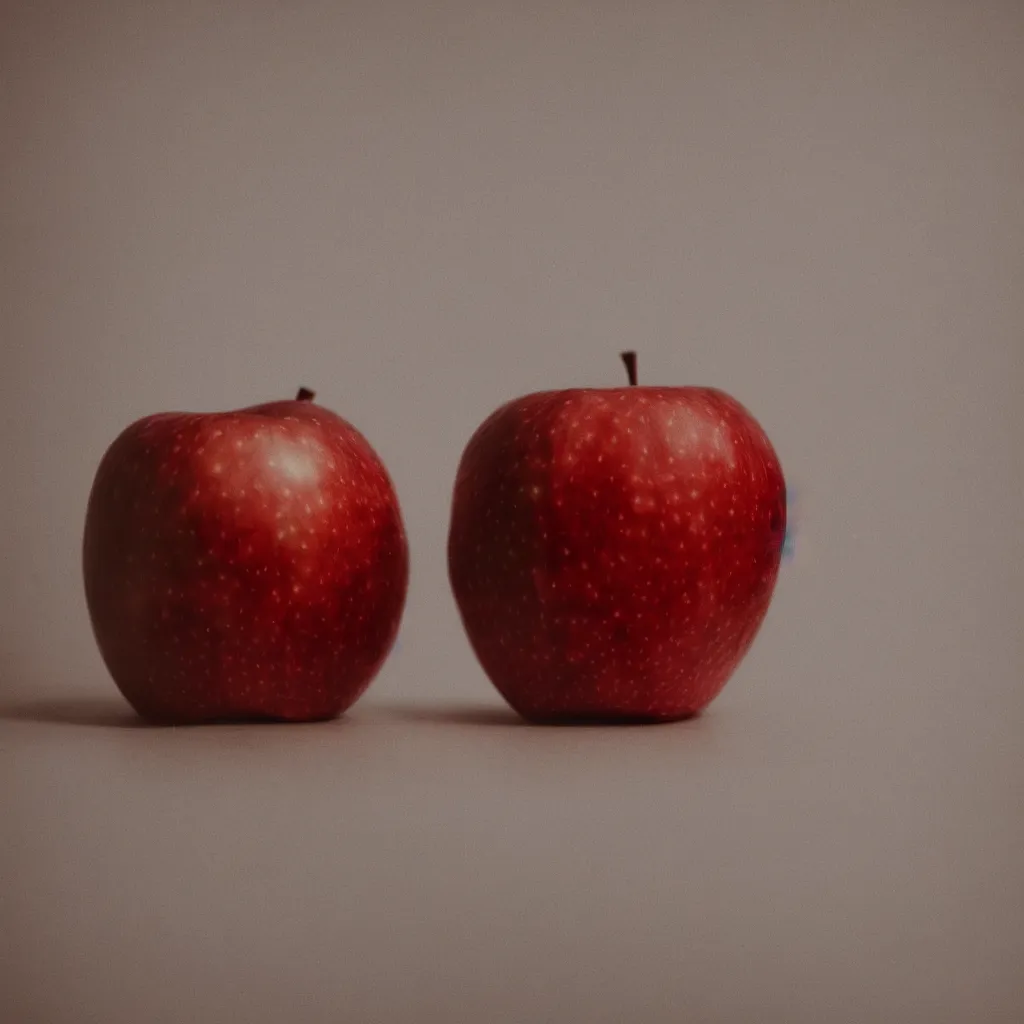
[83,397,409,724]
[447,385,786,723]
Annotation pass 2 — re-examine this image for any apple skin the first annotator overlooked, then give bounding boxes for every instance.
[448,380,785,723]
[83,391,408,723]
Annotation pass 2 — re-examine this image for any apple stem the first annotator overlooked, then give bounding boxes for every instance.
[296,387,316,401]
[620,351,638,386]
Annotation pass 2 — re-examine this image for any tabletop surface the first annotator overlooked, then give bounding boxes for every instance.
[3,681,1021,1024]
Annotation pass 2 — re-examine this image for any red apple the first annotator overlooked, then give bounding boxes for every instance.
[448,353,785,723]
[83,388,408,723]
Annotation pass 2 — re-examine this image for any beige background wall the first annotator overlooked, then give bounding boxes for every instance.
[2,1,1023,1021]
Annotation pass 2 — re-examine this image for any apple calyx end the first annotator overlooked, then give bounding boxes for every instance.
[296,387,316,402]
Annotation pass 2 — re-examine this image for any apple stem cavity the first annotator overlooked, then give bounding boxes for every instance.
[296,387,316,402]
[620,351,638,386]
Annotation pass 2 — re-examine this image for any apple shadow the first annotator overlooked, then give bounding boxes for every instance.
[0,696,153,729]
[379,703,527,727]
[378,703,703,729]
[0,696,355,729]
